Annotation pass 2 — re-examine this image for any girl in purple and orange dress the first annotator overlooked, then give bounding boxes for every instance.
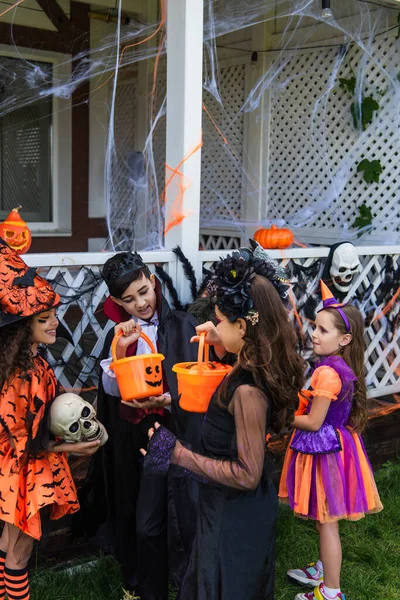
[279,281,383,600]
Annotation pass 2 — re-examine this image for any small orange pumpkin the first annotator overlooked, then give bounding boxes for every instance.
[0,206,32,254]
[254,225,293,249]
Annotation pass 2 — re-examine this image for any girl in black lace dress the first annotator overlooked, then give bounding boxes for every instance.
[142,248,305,600]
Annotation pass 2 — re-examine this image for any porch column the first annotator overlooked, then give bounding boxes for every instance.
[164,0,204,302]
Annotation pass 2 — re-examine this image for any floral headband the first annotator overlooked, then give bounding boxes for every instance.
[209,240,290,324]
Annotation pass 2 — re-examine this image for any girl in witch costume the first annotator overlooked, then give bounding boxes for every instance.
[141,250,305,600]
[279,282,383,600]
[0,239,100,600]
[82,252,200,599]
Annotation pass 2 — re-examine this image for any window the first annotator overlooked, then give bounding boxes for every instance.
[0,56,53,222]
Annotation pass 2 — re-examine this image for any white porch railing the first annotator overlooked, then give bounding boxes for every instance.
[25,246,400,399]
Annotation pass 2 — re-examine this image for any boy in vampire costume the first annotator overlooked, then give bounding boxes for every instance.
[80,252,201,600]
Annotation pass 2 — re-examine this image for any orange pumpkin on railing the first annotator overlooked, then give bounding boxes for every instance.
[0,206,32,254]
[253,225,293,249]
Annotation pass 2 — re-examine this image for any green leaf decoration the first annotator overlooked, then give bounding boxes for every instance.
[357,158,383,184]
[351,96,379,130]
[339,76,356,96]
[351,203,373,237]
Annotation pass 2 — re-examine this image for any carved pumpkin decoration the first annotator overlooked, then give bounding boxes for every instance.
[253,225,293,249]
[0,206,32,254]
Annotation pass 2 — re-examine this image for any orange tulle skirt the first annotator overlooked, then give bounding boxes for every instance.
[279,427,383,523]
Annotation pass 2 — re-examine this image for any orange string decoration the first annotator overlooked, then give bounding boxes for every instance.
[287,288,306,346]
[163,166,193,235]
[93,0,166,94]
[162,140,203,235]
[0,0,24,18]
[373,285,400,321]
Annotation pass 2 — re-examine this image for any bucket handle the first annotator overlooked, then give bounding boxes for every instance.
[197,332,210,368]
[111,328,157,362]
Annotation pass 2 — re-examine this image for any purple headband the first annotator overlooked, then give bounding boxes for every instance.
[321,296,351,333]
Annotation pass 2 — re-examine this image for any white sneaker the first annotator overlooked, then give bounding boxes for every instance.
[287,561,324,587]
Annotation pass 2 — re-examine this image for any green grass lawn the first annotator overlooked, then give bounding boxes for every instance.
[30,460,400,600]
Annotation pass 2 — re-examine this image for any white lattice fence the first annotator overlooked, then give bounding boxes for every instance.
[199,231,241,250]
[200,246,400,398]
[201,63,246,224]
[267,31,400,245]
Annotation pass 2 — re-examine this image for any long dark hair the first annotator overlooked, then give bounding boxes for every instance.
[0,319,34,392]
[218,275,305,434]
[324,305,368,433]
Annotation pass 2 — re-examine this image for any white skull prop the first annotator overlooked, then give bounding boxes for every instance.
[50,393,108,445]
[329,243,361,293]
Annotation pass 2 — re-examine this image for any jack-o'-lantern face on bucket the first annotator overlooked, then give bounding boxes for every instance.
[145,364,162,388]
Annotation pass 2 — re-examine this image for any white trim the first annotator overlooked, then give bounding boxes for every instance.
[217,55,253,69]
[292,228,400,247]
[24,250,176,267]
[198,245,400,262]
[368,384,400,399]
[22,245,400,267]
[0,46,72,235]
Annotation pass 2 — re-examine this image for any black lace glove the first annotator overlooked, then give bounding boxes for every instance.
[143,425,177,477]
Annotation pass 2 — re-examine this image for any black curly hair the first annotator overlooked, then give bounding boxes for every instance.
[0,318,34,391]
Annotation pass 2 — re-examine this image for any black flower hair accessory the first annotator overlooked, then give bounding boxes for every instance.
[101,251,147,289]
[210,241,290,323]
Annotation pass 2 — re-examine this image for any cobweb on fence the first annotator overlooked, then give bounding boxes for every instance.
[0,0,399,249]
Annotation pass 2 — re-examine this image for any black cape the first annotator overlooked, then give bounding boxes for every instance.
[76,284,202,588]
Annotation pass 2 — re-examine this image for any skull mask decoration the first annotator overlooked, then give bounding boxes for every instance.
[329,242,360,294]
[50,393,108,445]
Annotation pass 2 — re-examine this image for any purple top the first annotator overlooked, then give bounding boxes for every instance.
[290,356,357,455]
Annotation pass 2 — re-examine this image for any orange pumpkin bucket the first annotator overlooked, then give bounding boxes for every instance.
[173,333,232,413]
[109,330,165,401]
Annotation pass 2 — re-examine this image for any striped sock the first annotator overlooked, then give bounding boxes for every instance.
[5,566,30,600]
[0,549,6,600]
